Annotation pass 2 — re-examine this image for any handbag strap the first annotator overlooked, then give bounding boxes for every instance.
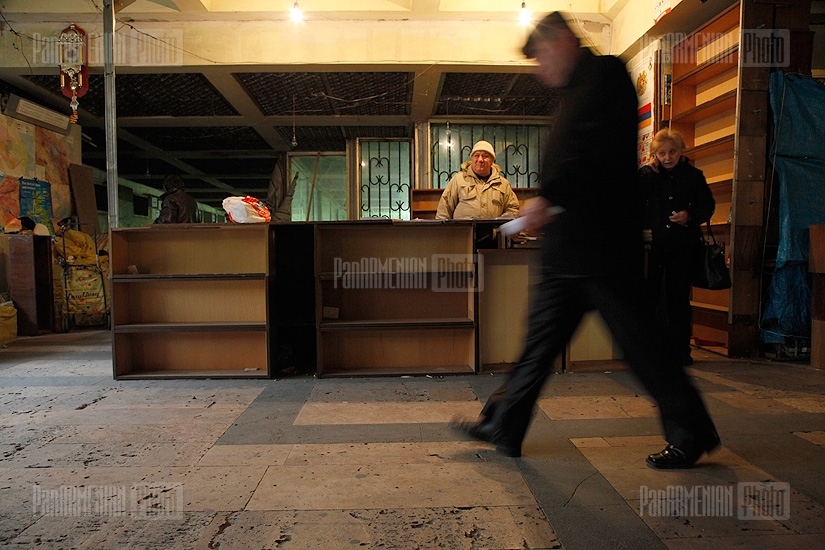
[703,222,719,246]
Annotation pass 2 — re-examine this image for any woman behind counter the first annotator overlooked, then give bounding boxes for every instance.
[640,128,715,367]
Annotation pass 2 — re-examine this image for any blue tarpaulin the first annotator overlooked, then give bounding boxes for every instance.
[761,72,825,344]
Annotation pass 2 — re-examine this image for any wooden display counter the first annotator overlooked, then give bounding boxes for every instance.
[110,220,616,379]
[478,248,538,372]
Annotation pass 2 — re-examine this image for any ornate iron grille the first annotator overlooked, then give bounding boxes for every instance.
[359,139,412,219]
[430,123,547,189]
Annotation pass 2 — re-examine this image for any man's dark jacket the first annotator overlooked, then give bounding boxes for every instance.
[538,50,642,277]
[154,187,199,224]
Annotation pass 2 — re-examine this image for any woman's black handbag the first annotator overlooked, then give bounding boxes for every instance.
[692,223,732,290]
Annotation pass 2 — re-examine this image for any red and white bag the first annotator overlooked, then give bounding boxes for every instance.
[222,196,271,223]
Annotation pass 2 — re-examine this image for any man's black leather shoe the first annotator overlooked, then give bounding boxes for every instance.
[647,429,721,470]
[449,419,522,458]
[646,444,699,469]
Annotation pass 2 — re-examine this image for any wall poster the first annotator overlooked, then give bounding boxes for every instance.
[19,177,54,233]
[632,52,657,167]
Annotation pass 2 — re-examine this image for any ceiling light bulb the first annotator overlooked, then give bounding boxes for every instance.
[519,2,531,26]
[291,2,303,22]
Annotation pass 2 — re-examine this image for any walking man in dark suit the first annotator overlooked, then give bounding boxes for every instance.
[452,12,720,469]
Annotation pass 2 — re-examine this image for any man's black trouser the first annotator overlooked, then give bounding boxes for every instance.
[480,273,717,451]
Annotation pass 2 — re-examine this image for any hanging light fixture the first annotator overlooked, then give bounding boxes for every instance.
[291,94,298,147]
[445,99,452,149]
[291,2,303,22]
[57,24,89,123]
[519,2,532,26]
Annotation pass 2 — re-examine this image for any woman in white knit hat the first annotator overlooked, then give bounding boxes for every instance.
[435,140,520,219]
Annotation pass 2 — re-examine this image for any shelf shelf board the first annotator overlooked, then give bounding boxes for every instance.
[672,90,737,123]
[318,270,474,281]
[319,364,475,378]
[112,273,266,281]
[690,301,729,313]
[673,45,739,86]
[411,189,444,197]
[707,178,733,188]
[114,322,267,333]
[685,135,735,160]
[319,317,474,331]
[694,344,729,356]
[116,369,268,380]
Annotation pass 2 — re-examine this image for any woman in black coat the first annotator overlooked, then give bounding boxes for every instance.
[640,129,715,366]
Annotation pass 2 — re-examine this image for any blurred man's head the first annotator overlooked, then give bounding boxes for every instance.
[522,12,582,89]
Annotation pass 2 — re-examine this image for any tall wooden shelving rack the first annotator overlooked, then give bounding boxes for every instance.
[670,4,741,354]
[669,0,813,356]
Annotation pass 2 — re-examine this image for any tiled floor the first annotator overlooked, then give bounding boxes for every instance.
[1,330,824,549]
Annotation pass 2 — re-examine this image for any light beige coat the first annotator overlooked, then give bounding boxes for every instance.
[435,161,520,219]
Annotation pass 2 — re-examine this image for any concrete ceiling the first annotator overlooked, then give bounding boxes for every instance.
[0,0,743,208]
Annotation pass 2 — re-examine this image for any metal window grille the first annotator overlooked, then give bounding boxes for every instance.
[430,123,547,189]
[358,139,412,219]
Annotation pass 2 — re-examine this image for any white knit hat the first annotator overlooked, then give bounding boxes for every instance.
[470,140,496,161]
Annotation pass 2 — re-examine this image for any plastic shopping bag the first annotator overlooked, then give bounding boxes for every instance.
[222,196,272,223]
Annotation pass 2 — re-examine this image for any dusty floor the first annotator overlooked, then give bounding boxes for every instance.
[1,330,824,549]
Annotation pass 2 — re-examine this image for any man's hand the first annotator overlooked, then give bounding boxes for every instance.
[520,196,560,233]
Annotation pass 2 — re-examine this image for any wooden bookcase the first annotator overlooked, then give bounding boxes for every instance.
[667,0,812,357]
[314,221,477,376]
[110,224,271,378]
[668,3,741,354]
